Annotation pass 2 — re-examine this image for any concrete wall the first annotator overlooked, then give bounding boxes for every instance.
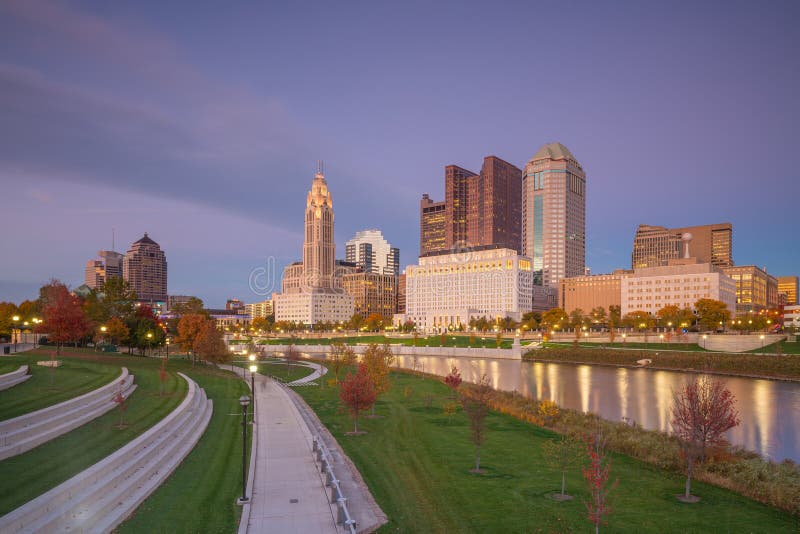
[702,334,785,353]
[258,342,522,361]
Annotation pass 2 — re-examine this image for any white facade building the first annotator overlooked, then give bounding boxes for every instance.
[274,290,353,324]
[245,299,273,318]
[403,247,534,332]
[784,305,800,330]
[345,229,399,275]
[621,260,736,317]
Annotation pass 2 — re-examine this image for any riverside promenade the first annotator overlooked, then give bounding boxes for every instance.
[232,367,338,534]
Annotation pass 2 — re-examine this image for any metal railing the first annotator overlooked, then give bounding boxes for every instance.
[312,436,356,533]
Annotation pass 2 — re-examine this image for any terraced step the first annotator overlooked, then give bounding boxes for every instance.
[0,366,31,392]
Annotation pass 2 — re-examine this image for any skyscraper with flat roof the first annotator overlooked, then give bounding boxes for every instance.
[522,142,586,287]
[84,250,123,289]
[631,223,733,269]
[419,194,446,256]
[345,229,399,275]
[778,276,798,305]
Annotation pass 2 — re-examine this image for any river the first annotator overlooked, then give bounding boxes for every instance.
[304,349,800,463]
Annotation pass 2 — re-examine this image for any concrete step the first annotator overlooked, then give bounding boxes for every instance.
[0,366,30,391]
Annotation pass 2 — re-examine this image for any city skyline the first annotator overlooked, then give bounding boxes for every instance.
[1,1,798,306]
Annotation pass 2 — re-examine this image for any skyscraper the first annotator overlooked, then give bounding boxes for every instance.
[445,165,476,249]
[345,229,400,275]
[420,194,446,256]
[522,142,586,287]
[631,223,733,269]
[302,164,336,288]
[84,250,123,289]
[123,233,167,303]
[778,275,798,305]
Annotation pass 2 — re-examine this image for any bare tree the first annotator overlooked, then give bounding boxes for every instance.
[671,376,740,501]
[460,374,492,473]
[582,423,616,534]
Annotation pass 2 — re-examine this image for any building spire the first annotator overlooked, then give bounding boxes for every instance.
[317,159,324,176]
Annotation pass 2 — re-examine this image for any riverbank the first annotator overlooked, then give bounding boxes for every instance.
[293,363,799,530]
[524,346,800,382]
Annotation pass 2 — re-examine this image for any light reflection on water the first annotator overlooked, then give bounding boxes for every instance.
[305,350,800,463]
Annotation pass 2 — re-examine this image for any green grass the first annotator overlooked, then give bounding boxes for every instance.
[0,362,21,375]
[295,366,799,533]
[546,341,709,351]
[748,340,800,354]
[258,361,316,383]
[117,365,251,533]
[258,334,515,348]
[0,351,122,421]
[0,351,187,514]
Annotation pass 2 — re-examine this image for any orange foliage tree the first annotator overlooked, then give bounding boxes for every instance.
[339,363,377,434]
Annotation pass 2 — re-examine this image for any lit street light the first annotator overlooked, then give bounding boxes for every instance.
[238,395,251,504]
[12,315,20,352]
[249,364,258,421]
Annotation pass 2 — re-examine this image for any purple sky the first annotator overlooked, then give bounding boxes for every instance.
[1,1,798,307]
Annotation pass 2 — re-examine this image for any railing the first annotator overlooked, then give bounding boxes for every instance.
[312,436,356,533]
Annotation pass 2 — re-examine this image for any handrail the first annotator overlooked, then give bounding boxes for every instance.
[312,436,357,533]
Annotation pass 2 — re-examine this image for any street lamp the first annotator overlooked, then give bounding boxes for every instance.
[146,331,153,356]
[238,395,251,504]
[759,334,765,350]
[249,364,258,421]
[12,315,19,352]
[702,334,708,349]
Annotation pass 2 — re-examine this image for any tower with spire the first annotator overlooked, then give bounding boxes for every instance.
[302,161,335,288]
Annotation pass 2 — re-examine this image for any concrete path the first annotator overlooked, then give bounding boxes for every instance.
[244,373,338,534]
[286,361,328,386]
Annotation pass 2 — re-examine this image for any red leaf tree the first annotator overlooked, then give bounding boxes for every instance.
[40,280,91,355]
[460,374,492,473]
[443,365,462,398]
[671,376,740,501]
[339,363,377,434]
[582,426,616,534]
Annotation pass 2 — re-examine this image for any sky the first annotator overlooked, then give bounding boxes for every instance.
[0,0,798,307]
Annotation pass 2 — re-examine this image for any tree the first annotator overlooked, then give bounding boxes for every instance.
[671,376,740,501]
[362,343,392,416]
[177,314,209,362]
[541,429,582,500]
[364,313,384,332]
[656,305,693,330]
[105,316,130,346]
[40,281,91,355]
[520,311,540,333]
[339,363,377,434]
[84,277,137,324]
[541,308,568,331]
[695,299,731,332]
[347,313,364,331]
[444,365,462,398]
[329,341,357,383]
[251,316,273,333]
[607,305,621,344]
[582,424,616,534]
[622,310,654,330]
[193,321,229,364]
[589,307,606,328]
[113,384,128,429]
[460,374,492,473]
[569,308,587,344]
[170,296,206,317]
[285,341,301,374]
[126,306,165,355]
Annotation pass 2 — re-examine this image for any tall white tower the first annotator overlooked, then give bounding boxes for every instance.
[522,143,586,287]
[302,162,335,288]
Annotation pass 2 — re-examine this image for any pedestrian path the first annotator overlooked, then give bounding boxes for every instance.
[241,372,338,533]
[286,361,328,386]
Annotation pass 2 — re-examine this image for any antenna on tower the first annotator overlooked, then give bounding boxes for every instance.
[112,228,115,251]
[317,160,324,175]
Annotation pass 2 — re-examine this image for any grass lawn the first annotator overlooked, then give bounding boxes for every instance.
[749,340,800,354]
[296,367,799,533]
[546,341,708,352]
[117,365,250,533]
[0,350,187,515]
[0,351,122,421]
[0,362,21,375]
[257,361,316,382]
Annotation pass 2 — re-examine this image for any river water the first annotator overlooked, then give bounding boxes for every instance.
[304,349,800,463]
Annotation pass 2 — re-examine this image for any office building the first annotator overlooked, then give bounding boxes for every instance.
[721,265,779,314]
[420,194,446,256]
[341,272,397,319]
[274,164,354,324]
[245,299,273,319]
[778,275,798,305]
[402,247,534,332]
[123,233,167,304]
[445,165,476,249]
[522,142,586,287]
[559,269,633,314]
[631,223,733,269]
[621,260,736,317]
[396,273,406,314]
[84,250,124,289]
[226,298,244,312]
[345,229,400,275]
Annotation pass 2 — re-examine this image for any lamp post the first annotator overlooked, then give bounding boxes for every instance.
[12,315,19,352]
[249,364,258,422]
[702,334,708,349]
[146,331,153,357]
[238,395,251,504]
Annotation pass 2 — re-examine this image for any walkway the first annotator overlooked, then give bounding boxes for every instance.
[243,372,338,533]
[286,361,328,386]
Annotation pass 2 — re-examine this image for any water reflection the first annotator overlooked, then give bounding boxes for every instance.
[308,350,800,463]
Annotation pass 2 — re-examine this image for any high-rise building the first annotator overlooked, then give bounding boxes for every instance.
[245,299,273,319]
[467,156,523,252]
[522,142,586,287]
[778,275,798,305]
[445,165,476,249]
[84,250,124,289]
[345,229,400,275]
[274,164,354,325]
[396,273,406,314]
[341,272,397,319]
[123,233,167,304]
[721,265,779,314]
[631,223,733,269]
[226,298,244,313]
[559,269,633,315]
[420,194,446,256]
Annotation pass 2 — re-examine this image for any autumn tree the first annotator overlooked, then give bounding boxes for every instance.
[589,306,606,328]
[607,305,621,344]
[251,316,273,333]
[40,280,91,355]
[541,429,582,500]
[170,296,206,317]
[541,308,568,331]
[126,306,165,355]
[113,385,128,429]
[347,313,364,331]
[582,424,616,534]
[694,299,731,332]
[329,341,356,383]
[177,314,209,363]
[460,375,492,473]
[364,313,384,332]
[622,310,654,330]
[569,308,587,344]
[193,321,229,364]
[656,305,693,330]
[671,376,740,502]
[444,365,462,398]
[104,316,130,346]
[339,363,377,434]
[362,343,392,416]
